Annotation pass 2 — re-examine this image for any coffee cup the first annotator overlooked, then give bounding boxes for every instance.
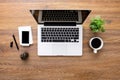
[89,37,104,53]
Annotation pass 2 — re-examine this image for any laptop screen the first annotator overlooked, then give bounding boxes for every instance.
[30,10,91,24]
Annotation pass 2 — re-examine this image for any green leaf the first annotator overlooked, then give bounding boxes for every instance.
[90,25,96,29]
[101,26,105,32]
[90,16,105,32]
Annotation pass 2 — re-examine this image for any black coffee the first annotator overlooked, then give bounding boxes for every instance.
[91,38,101,48]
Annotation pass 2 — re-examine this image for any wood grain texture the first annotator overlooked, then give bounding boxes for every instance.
[0,0,120,80]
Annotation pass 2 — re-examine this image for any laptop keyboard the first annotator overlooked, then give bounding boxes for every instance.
[42,10,78,21]
[41,27,79,42]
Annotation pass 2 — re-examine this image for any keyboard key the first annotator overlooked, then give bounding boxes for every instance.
[53,40,65,42]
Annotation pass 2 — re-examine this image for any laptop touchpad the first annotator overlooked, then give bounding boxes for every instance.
[52,44,67,55]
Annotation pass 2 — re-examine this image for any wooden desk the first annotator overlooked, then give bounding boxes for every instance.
[0,0,120,80]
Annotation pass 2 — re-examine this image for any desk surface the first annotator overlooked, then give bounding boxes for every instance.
[0,0,120,80]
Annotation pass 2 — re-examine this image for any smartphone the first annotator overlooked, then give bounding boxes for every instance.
[22,31,29,44]
[18,26,33,46]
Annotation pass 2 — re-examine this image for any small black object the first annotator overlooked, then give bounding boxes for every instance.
[20,52,29,60]
[22,31,29,44]
[10,41,13,48]
[12,34,19,50]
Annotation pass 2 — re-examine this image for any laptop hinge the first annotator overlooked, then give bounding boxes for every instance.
[44,22,76,26]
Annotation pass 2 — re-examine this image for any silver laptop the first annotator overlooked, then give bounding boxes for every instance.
[31,10,91,56]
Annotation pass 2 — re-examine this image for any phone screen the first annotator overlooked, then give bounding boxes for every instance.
[22,31,29,43]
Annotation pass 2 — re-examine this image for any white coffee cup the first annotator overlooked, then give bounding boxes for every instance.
[89,37,104,53]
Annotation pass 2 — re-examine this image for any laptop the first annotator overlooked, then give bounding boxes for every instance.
[31,10,91,56]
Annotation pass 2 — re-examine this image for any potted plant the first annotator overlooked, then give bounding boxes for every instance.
[90,16,105,33]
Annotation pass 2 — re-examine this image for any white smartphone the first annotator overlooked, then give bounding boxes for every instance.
[18,26,33,46]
